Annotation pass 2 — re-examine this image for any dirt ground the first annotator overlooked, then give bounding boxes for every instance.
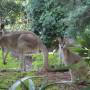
[37,70,71,81]
[37,71,90,90]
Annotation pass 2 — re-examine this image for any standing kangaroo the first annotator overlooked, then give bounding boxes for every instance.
[58,37,89,82]
[0,30,49,71]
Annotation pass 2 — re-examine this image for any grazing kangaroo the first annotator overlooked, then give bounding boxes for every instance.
[58,37,89,82]
[0,30,49,71]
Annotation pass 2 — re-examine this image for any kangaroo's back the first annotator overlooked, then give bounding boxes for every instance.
[0,31,42,50]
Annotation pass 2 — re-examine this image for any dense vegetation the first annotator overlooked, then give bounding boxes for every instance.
[29,0,90,48]
[1,0,90,48]
[0,0,90,90]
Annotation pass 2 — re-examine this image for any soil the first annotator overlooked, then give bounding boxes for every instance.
[37,70,90,90]
[37,70,71,82]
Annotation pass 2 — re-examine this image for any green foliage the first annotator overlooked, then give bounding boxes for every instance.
[28,0,90,48]
[76,26,90,51]
[32,53,60,70]
[1,0,90,48]
[29,0,66,47]
[32,54,43,70]
[0,71,36,90]
[0,50,20,69]
[10,76,60,90]
[80,28,90,48]
[76,27,90,65]
[0,0,23,25]
[12,77,35,90]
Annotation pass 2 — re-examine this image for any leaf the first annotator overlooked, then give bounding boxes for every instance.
[9,76,35,90]
[29,79,35,90]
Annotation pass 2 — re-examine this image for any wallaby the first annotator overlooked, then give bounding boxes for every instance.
[58,37,89,82]
[0,30,49,71]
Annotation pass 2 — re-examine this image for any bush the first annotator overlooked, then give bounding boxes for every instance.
[32,53,62,70]
[0,49,20,69]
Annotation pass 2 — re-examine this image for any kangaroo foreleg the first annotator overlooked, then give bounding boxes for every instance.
[2,48,9,65]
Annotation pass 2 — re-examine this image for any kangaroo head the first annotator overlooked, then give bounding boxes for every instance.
[58,37,74,50]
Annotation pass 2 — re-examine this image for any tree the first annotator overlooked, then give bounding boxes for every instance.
[29,0,66,48]
[26,0,90,48]
[0,0,23,25]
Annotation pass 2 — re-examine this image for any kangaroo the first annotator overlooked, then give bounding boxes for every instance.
[58,37,89,82]
[0,30,49,71]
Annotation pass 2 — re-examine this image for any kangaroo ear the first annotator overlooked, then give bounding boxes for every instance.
[57,36,64,43]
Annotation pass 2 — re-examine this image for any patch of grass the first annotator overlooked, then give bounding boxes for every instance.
[0,71,35,90]
[32,53,63,70]
[0,50,20,69]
